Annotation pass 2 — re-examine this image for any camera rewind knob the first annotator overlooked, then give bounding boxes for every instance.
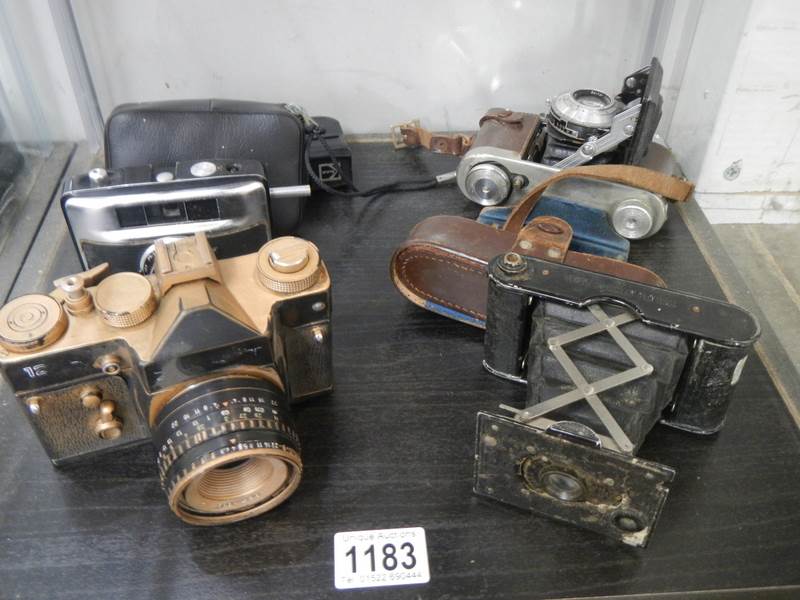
[94,272,158,328]
[0,294,67,353]
[256,237,321,293]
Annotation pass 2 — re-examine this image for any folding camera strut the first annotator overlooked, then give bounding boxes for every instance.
[501,305,652,453]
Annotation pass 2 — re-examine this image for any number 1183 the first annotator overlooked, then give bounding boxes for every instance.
[345,542,417,573]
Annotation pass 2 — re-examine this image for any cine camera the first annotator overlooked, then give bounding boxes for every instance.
[61,158,310,274]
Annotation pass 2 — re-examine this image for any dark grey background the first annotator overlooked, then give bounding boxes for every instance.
[0,145,798,599]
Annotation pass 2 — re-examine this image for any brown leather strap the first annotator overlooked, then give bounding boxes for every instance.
[513,217,573,263]
[392,121,474,156]
[478,110,526,127]
[503,165,695,234]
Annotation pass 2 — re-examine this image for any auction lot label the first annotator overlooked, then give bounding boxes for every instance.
[333,526,430,590]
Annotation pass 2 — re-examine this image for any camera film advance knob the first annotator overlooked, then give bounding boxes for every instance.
[256,237,321,293]
[94,272,158,328]
[0,294,67,353]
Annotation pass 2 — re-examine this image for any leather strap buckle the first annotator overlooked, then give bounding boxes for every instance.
[428,133,473,155]
[390,120,474,156]
[390,119,421,149]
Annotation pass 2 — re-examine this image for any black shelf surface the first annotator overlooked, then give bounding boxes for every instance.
[0,144,798,599]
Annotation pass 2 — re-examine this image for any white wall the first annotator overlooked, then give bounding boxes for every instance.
[71,0,665,134]
[677,0,800,224]
[660,0,751,176]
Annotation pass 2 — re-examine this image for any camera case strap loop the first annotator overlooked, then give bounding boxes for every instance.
[512,215,573,263]
[390,119,474,155]
[391,108,534,156]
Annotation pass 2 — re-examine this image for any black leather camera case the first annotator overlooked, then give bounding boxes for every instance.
[105,99,306,234]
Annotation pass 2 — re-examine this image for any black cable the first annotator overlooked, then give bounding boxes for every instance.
[303,125,439,198]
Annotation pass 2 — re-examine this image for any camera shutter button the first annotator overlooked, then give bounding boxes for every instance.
[95,273,157,328]
[269,243,309,273]
[190,161,217,177]
[155,171,175,182]
[257,237,321,293]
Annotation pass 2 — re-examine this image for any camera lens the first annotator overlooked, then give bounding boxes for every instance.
[546,88,623,147]
[541,470,585,502]
[153,375,302,525]
[571,89,615,110]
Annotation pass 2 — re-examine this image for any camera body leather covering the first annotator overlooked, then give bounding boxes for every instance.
[105,99,307,234]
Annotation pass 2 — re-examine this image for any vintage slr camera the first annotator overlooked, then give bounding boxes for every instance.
[61,158,311,274]
[0,232,332,525]
[459,59,666,245]
[474,244,759,546]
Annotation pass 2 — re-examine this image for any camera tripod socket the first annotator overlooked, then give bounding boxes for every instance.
[0,294,67,353]
[257,237,321,293]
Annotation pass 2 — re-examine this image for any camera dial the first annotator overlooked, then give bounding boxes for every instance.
[94,272,157,327]
[256,237,321,293]
[0,294,67,353]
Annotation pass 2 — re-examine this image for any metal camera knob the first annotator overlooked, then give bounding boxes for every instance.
[256,237,321,293]
[94,399,123,440]
[88,167,108,185]
[0,294,67,353]
[189,161,217,177]
[94,273,158,328]
[465,163,511,206]
[612,198,656,240]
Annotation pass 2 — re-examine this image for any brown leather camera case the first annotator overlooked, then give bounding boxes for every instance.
[390,165,694,327]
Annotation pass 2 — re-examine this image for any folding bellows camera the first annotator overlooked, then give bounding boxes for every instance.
[474,234,760,546]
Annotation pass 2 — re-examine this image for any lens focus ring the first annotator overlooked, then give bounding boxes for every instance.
[153,376,302,525]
